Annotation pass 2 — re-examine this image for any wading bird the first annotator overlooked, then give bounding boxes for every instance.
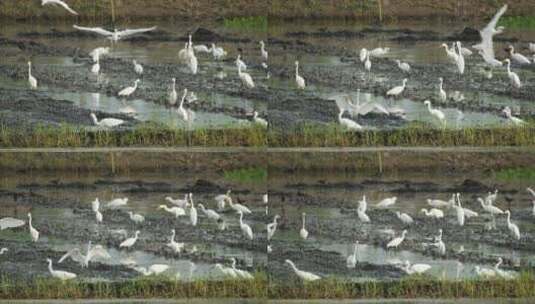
[455,41,465,75]
[135,264,169,276]
[300,212,309,240]
[118,79,140,98]
[0,217,25,230]
[133,60,144,75]
[474,265,496,278]
[396,211,414,225]
[198,204,221,221]
[28,62,38,89]
[420,208,444,219]
[438,78,447,102]
[473,5,507,67]
[238,211,253,241]
[42,0,78,15]
[90,113,125,128]
[338,109,362,131]
[402,260,431,275]
[376,197,397,209]
[231,258,254,279]
[106,197,128,209]
[238,65,255,89]
[73,25,157,42]
[387,230,407,249]
[285,259,321,281]
[267,215,280,241]
[346,241,359,269]
[253,111,268,128]
[91,55,100,76]
[127,211,145,224]
[47,258,76,281]
[236,55,247,71]
[28,213,39,242]
[158,205,186,218]
[295,61,306,90]
[504,210,520,240]
[167,229,184,254]
[503,59,522,89]
[210,44,227,60]
[507,46,531,65]
[0,248,7,255]
[168,78,177,106]
[166,195,189,208]
[215,190,232,211]
[260,41,268,61]
[395,59,410,73]
[229,199,252,214]
[386,79,407,98]
[119,231,140,249]
[502,107,525,126]
[423,100,445,125]
[441,44,458,62]
[89,47,109,62]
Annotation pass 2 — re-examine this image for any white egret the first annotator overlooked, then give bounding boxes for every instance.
[158,205,186,218]
[47,258,76,281]
[236,55,247,71]
[452,193,465,226]
[165,195,189,208]
[167,229,184,254]
[504,210,520,240]
[198,204,221,221]
[494,257,517,279]
[229,199,252,214]
[178,43,190,63]
[135,264,169,276]
[295,61,306,90]
[133,60,143,75]
[90,113,125,128]
[260,41,268,61]
[0,248,7,255]
[105,198,128,209]
[300,212,309,240]
[95,209,103,223]
[28,62,38,89]
[358,195,368,213]
[431,238,446,256]
[396,211,413,225]
[193,44,211,53]
[368,47,390,57]
[89,47,109,62]
[424,100,445,125]
[127,211,145,224]
[59,241,111,268]
[118,79,140,98]
[420,208,444,219]
[338,109,362,131]
[253,111,268,128]
[457,193,478,218]
[507,46,531,65]
[0,217,25,230]
[478,198,504,215]
[168,78,178,106]
[238,211,253,240]
[346,241,359,269]
[91,55,100,76]
[238,64,255,89]
[504,59,522,88]
[364,53,371,73]
[455,41,465,75]
[359,48,368,62]
[41,0,78,15]
[395,59,410,73]
[403,260,431,275]
[267,215,280,241]
[210,44,227,60]
[285,259,320,282]
[187,52,198,75]
[215,190,231,211]
[177,89,193,121]
[472,5,507,67]
[119,231,140,249]
[231,258,254,280]
[376,197,397,209]
[387,230,407,249]
[438,78,447,102]
[28,213,39,242]
[73,25,157,42]
[474,265,496,278]
[357,207,371,223]
[427,195,454,208]
[441,44,458,61]
[386,79,407,98]
[214,263,237,278]
[486,189,499,204]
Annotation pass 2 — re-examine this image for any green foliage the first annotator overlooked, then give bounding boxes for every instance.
[495,168,535,182]
[224,167,267,184]
[499,16,535,29]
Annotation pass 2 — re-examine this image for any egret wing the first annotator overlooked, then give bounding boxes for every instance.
[58,248,84,264]
[54,0,79,15]
[118,26,158,38]
[73,25,113,37]
[87,245,111,261]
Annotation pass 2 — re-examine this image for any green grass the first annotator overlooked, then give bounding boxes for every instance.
[496,168,535,183]
[499,16,535,29]
[223,16,267,31]
[224,167,267,184]
[1,273,534,299]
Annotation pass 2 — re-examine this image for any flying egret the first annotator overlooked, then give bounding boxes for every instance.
[438,78,447,102]
[133,60,143,75]
[127,211,145,224]
[395,59,410,73]
[507,46,531,65]
[423,100,446,124]
[215,190,231,211]
[119,231,140,249]
[504,210,520,240]
[403,260,431,275]
[73,25,157,42]
[196,204,220,223]
[338,109,362,131]
[376,197,397,209]
[47,258,76,281]
[267,215,280,241]
[167,229,184,254]
[41,0,78,15]
[503,59,522,88]
[59,241,111,268]
[158,205,186,218]
[300,212,309,240]
[260,41,268,61]
[346,241,359,269]
[236,55,247,71]
[285,259,320,281]
[238,64,255,89]
[28,62,38,89]
[118,79,140,98]
[90,113,124,128]
[472,5,507,67]
[386,79,407,98]
[396,211,414,225]
[253,111,268,128]
[387,230,407,249]
[229,199,252,214]
[420,208,444,219]
[28,213,39,242]
[295,61,306,89]
[238,211,253,241]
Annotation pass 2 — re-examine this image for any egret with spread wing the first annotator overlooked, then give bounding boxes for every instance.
[42,0,78,15]
[73,25,157,42]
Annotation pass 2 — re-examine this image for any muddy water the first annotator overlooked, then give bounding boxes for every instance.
[268,165,535,282]
[0,168,267,282]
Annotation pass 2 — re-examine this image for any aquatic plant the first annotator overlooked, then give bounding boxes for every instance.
[495,168,535,183]
[224,167,268,184]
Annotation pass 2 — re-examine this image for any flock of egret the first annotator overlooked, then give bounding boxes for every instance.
[270,187,535,282]
[0,190,269,281]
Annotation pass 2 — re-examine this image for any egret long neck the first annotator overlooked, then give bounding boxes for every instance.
[48,260,53,273]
